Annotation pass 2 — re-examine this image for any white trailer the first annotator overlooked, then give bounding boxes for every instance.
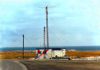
[36,48,66,59]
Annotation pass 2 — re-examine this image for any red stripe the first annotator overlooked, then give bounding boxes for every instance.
[39,49,49,57]
[37,49,40,54]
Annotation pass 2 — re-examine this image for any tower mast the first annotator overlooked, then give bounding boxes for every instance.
[44,27,45,47]
[46,6,49,48]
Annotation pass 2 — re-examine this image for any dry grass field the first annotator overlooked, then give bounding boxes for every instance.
[66,50,100,57]
[0,50,100,59]
[0,51,36,59]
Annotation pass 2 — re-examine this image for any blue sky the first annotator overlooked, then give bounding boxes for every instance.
[0,0,100,47]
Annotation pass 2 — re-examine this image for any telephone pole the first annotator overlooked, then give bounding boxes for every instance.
[46,6,49,48]
[23,34,24,59]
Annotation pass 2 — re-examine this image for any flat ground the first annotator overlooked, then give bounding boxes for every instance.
[20,60,100,70]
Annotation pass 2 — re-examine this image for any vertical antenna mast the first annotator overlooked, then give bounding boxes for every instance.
[39,5,55,48]
[44,27,46,59]
[46,6,49,48]
[44,27,45,47]
[23,34,24,59]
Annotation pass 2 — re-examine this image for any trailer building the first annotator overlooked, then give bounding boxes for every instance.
[36,48,66,59]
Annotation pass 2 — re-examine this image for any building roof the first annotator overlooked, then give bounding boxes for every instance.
[36,48,65,50]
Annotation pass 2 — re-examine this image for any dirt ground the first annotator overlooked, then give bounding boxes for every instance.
[20,60,100,70]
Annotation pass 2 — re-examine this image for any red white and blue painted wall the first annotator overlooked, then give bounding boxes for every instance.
[36,48,66,59]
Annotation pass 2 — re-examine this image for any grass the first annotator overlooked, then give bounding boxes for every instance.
[0,51,36,59]
[66,51,100,57]
[0,50,100,59]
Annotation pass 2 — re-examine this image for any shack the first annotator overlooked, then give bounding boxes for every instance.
[36,48,66,59]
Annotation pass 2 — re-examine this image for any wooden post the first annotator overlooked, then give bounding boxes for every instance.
[23,34,24,59]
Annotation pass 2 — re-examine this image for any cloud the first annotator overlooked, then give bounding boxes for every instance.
[0,0,100,47]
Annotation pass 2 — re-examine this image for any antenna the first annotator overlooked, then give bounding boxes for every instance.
[39,6,55,48]
[39,5,55,8]
[44,27,46,59]
[44,27,45,47]
[46,6,49,48]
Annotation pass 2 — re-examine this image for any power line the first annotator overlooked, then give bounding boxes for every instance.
[23,12,45,34]
[49,14,71,46]
[48,28,66,45]
[27,27,43,43]
[24,36,34,47]
[14,40,22,47]
[7,36,22,47]
[7,12,45,47]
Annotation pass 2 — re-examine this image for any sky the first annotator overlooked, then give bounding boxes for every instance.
[0,0,100,47]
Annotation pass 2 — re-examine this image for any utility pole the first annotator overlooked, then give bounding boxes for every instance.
[46,6,49,48]
[44,27,45,47]
[23,34,24,59]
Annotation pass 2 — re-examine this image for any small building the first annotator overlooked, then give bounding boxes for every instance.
[36,48,66,59]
